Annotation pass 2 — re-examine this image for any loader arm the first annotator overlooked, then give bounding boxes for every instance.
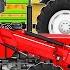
[0,29,70,70]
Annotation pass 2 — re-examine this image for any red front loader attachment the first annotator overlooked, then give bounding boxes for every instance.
[0,29,70,70]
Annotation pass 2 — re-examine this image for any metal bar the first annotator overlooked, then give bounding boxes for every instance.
[27,0,32,32]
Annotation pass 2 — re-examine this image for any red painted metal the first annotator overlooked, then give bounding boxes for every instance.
[0,29,70,70]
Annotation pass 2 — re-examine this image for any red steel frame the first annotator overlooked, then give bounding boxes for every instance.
[0,29,70,70]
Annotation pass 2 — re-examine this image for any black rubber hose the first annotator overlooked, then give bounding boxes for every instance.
[25,31,64,46]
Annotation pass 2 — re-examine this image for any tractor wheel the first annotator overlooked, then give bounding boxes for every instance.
[28,63,61,70]
[36,0,70,34]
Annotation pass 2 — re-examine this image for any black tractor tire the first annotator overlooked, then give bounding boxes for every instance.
[29,63,61,70]
[40,0,50,4]
[36,0,70,33]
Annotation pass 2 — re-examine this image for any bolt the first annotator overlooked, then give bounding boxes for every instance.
[56,56,61,61]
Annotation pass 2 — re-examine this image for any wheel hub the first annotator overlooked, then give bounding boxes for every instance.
[59,20,70,34]
[49,10,70,34]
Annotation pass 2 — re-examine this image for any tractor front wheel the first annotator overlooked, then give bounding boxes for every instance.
[36,0,70,34]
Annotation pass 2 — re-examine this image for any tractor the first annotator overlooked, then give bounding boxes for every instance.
[0,0,70,70]
[0,0,45,30]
